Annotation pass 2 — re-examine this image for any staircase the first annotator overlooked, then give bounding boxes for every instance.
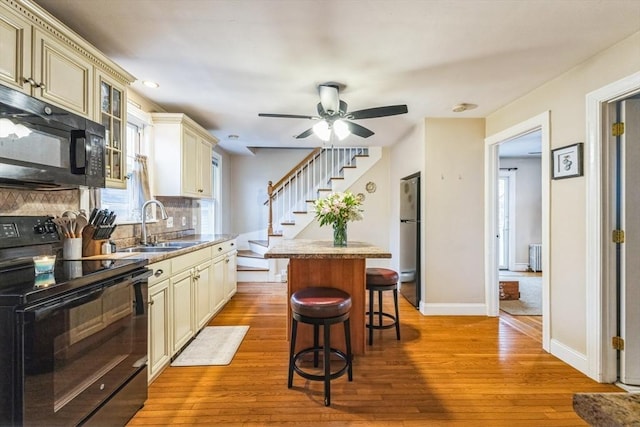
[237,146,382,282]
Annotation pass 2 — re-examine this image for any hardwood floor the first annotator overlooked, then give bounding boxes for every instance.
[129,282,620,426]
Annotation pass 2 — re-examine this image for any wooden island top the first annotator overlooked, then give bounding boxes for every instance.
[265,239,391,355]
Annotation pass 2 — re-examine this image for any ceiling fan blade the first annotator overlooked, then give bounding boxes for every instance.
[295,128,314,139]
[258,113,316,120]
[348,104,408,120]
[318,84,340,115]
[345,120,374,138]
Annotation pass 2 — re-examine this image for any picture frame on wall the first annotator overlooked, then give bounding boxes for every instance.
[551,143,583,179]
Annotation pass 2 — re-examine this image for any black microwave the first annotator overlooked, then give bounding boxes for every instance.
[0,84,106,189]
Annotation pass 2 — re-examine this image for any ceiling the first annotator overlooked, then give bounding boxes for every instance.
[33,0,640,155]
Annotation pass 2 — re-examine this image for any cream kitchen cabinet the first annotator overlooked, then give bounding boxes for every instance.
[194,258,214,330]
[212,239,238,303]
[147,260,172,383]
[0,9,92,117]
[171,268,194,354]
[97,71,127,188]
[151,113,218,198]
[224,249,238,300]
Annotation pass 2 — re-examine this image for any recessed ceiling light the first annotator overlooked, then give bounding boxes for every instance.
[142,80,159,88]
[452,103,478,113]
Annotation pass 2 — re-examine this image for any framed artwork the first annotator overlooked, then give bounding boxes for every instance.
[552,143,583,179]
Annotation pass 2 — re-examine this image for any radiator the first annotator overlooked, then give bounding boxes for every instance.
[529,244,542,272]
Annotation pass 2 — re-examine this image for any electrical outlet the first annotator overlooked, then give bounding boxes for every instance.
[181,216,187,226]
[166,217,174,228]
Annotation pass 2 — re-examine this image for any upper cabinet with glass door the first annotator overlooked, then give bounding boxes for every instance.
[97,72,127,188]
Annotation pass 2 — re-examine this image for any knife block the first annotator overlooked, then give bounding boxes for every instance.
[82,226,107,257]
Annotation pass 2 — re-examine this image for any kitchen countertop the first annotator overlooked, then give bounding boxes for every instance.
[86,234,237,264]
[264,239,391,259]
[573,393,640,426]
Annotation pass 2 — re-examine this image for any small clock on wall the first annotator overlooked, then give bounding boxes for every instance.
[365,181,377,193]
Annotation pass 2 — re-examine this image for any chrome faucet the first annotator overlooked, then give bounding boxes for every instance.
[141,199,169,245]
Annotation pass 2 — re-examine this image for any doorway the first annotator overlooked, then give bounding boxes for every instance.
[585,71,640,383]
[484,112,550,351]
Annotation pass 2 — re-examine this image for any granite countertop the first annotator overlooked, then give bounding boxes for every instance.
[86,234,237,264]
[573,393,640,426]
[264,239,391,259]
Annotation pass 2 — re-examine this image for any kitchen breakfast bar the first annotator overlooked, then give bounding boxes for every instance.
[265,239,391,355]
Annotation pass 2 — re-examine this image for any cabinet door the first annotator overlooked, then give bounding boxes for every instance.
[0,5,31,92]
[33,29,93,117]
[212,255,226,313]
[194,259,213,330]
[97,71,127,189]
[148,278,171,383]
[198,138,213,198]
[181,127,199,197]
[171,269,194,354]
[224,251,238,300]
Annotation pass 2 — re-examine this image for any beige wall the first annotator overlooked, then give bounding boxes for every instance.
[424,118,486,307]
[486,32,640,355]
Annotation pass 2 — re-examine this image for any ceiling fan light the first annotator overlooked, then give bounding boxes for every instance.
[313,120,331,141]
[334,120,350,140]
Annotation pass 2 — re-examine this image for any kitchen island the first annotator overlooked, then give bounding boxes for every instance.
[265,239,391,355]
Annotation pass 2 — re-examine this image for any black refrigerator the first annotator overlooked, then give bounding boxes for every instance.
[399,173,421,308]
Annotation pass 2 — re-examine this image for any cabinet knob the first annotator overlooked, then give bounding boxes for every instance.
[226,259,229,264]
[154,269,164,277]
[148,300,154,306]
[218,247,222,252]
[198,189,203,193]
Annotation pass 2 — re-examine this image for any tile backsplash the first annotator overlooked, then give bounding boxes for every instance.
[0,189,202,249]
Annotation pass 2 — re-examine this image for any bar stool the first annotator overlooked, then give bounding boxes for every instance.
[366,267,401,345]
[288,287,353,406]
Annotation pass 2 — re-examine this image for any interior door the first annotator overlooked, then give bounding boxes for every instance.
[498,171,514,270]
[618,98,640,385]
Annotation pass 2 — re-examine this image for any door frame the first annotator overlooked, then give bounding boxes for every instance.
[484,111,551,351]
[586,71,640,382]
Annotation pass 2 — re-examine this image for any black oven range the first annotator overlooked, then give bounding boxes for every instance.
[0,216,150,426]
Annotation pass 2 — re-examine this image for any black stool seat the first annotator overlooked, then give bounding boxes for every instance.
[288,287,353,406]
[366,268,401,345]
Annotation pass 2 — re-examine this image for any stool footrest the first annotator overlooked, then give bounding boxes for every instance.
[366,311,398,330]
[291,347,351,383]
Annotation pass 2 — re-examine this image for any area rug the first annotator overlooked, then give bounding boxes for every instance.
[499,276,542,316]
[171,325,249,366]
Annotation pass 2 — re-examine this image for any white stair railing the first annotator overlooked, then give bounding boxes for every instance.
[267,147,369,235]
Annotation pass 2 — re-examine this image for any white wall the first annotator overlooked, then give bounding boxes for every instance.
[228,148,314,234]
[499,157,542,267]
[296,148,392,268]
[486,32,640,356]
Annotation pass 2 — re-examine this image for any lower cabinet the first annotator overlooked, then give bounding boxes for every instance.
[147,238,237,384]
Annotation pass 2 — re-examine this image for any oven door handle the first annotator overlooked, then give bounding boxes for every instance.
[27,286,105,320]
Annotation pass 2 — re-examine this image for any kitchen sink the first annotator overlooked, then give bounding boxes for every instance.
[153,241,205,248]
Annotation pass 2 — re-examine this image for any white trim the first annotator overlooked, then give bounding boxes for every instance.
[485,112,551,350]
[585,71,640,382]
[550,339,589,375]
[420,303,486,316]
[498,170,517,271]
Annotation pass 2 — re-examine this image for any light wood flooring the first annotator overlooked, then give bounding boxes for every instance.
[129,282,620,426]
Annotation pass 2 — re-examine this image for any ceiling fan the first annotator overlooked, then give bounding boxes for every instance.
[258,83,408,141]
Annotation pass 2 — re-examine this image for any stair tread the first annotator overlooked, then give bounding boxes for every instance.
[248,239,269,247]
[237,249,264,259]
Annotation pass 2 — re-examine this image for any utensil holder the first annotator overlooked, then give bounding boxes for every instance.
[63,238,82,259]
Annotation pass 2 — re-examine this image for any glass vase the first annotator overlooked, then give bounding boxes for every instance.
[333,222,347,247]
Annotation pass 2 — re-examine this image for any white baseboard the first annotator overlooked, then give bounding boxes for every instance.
[511,263,530,272]
[420,302,487,316]
[550,338,589,377]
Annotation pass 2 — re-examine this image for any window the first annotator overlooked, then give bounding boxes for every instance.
[200,152,221,234]
[100,103,151,223]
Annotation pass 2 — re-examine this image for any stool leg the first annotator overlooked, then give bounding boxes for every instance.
[344,317,353,381]
[288,318,298,388]
[393,288,401,340]
[368,288,374,345]
[378,289,383,327]
[323,321,331,406]
[313,324,319,367]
